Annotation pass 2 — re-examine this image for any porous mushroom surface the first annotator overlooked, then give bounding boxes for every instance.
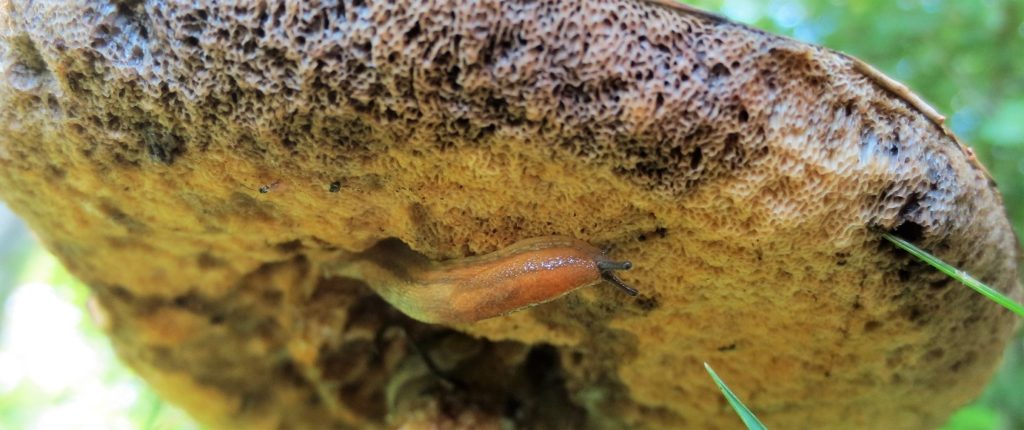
[0,0,1019,429]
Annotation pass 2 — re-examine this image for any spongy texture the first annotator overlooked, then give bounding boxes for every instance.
[0,0,1019,429]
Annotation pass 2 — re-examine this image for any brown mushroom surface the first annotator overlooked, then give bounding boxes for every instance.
[0,1,1019,429]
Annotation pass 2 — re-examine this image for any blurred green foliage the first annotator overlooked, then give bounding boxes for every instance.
[0,238,200,430]
[0,1,1021,429]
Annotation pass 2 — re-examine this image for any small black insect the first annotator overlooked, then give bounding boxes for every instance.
[253,180,280,194]
[241,179,283,195]
[329,181,341,193]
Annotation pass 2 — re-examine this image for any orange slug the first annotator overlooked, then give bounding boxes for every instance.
[333,236,636,324]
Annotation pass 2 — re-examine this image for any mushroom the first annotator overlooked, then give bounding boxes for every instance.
[0,1,1018,428]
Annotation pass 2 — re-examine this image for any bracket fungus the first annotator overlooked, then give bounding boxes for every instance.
[0,1,1019,429]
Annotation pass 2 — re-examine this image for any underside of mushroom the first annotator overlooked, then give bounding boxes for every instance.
[0,1,1019,428]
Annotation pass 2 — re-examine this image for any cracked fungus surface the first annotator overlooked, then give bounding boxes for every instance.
[0,0,1020,429]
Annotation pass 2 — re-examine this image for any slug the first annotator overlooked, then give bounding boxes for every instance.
[332,236,636,324]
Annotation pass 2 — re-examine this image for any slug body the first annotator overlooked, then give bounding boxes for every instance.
[337,236,635,324]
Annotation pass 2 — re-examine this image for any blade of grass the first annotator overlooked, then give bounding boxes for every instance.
[883,233,1024,318]
[142,395,164,430]
[704,362,767,430]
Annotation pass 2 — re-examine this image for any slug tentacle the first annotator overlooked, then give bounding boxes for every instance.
[602,270,639,296]
[596,260,637,296]
[334,236,638,324]
[597,260,633,272]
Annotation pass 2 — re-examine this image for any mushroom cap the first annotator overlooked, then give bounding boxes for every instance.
[0,1,1018,428]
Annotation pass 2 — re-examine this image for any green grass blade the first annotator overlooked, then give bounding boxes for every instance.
[142,396,164,430]
[704,362,767,430]
[883,233,1024,318]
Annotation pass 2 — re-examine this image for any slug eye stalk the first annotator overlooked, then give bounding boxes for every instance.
[598,260,638,296]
